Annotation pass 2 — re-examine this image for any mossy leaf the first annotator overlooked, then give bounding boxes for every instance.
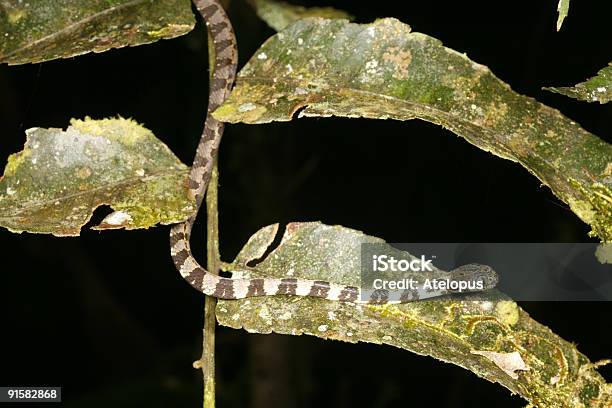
[248,0,352,32]
[0,0,194,65]
[557,0,570,31]
[213,18,612,242]
[217,221,612,407]
[0,117,195,236]
[544,62,612,104]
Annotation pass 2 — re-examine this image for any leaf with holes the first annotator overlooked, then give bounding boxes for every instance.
[0,0,194,65]
[544,62,612,104]
[0,117,195,236]
[213,18,612,242]
[217,221,612,407]
[248,0,352,32]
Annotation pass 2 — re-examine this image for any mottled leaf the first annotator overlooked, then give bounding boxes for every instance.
[249,0,352,32]
[544,62,612,104]
[0,117,195,236]
[0,0,194,65]
[217,222,612,407]
[557,0,570,31]
[213,18,612,242]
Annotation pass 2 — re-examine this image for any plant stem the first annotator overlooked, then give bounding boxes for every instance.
[202,164,219,408]
[201,29,220,408]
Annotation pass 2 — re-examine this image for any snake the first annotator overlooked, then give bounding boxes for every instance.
[170,0,499,304]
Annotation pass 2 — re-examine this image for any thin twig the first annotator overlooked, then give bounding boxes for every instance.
[201,30,221,408]
[202,164,220,408]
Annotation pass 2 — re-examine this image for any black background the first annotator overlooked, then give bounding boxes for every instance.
[1,0,611,407]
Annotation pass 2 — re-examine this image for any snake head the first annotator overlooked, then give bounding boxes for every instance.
[450,263,499,290]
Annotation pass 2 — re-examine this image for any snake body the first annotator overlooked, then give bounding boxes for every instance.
[170,0,499,304]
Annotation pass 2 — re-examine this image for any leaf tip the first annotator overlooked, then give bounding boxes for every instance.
[556,0,570,31]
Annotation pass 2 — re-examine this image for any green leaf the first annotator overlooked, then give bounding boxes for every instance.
[218,222,612,407]
[544,62,612,104]
[0,117,195,236]
[248,0,352,32]
[0,0,194,65]
[213,18,612,242]
[556,0,570,31]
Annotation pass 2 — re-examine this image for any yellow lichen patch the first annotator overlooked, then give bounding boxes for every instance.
[595,243,612,264]
[70,116,150,145]
[75,166,92,179]
[495,300,519,326]
[382,48,412,80]
[465,315,507,336]
[216,101,268,123]
[568,198,595,224]
[3,149,32,177]
[146,24,192,39]
[566,178,612,241]
[367,303,408,319]
[7,8,27,24]
[550,346,570,386]
[593,188,612,205]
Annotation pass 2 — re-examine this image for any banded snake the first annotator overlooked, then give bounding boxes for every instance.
[170,0,499,304]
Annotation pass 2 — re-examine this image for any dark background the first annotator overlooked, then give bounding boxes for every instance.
[1,0,611,407]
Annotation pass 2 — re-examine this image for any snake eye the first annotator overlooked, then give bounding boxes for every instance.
[478,269,499,289]
[450,263,499,290]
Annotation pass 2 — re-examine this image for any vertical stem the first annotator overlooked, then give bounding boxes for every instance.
[203,165,219,408]
[201,30,220,408]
